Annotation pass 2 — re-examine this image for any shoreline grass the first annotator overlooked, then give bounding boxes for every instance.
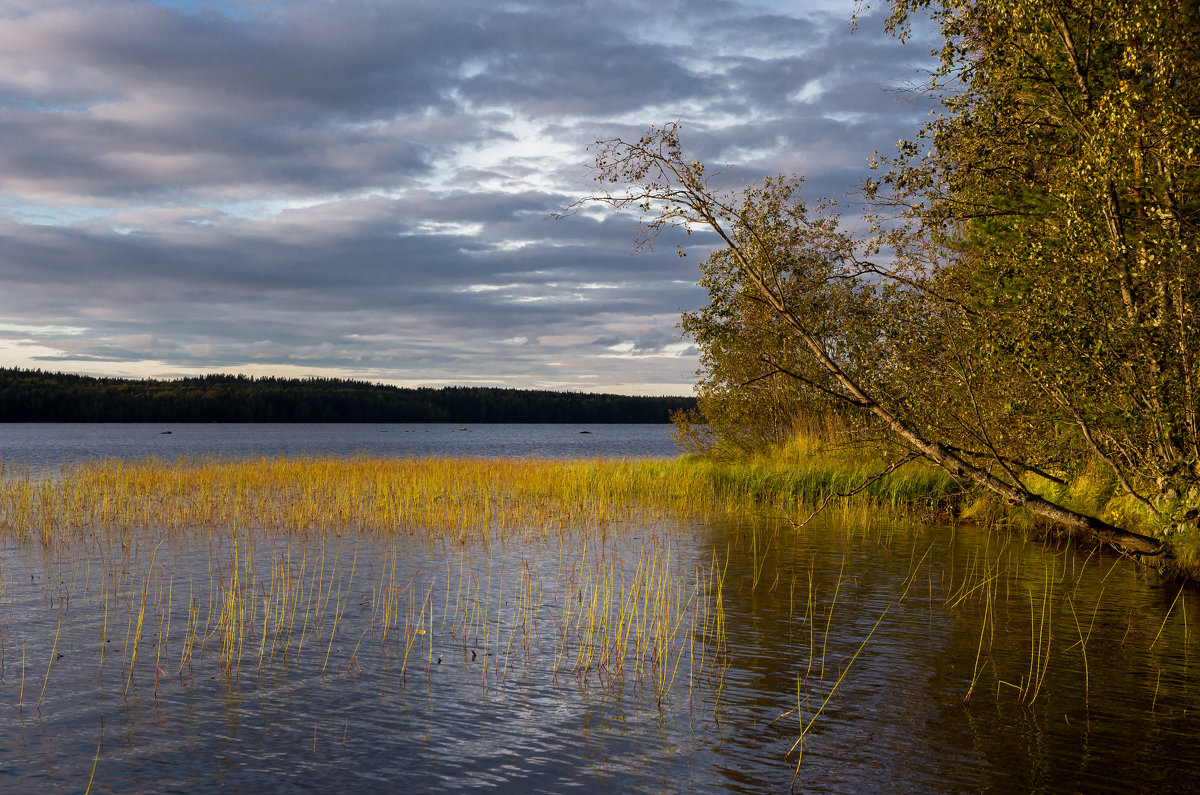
[0,452,960,546]
[1,446,1182,570]
[692,427,1198,581]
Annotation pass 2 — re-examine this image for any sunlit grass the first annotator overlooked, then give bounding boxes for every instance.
[0,453,956,546]
[723,423,1188,567]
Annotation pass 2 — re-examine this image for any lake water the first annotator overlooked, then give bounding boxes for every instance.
[1,427,1199,792]
[0,423,680,468]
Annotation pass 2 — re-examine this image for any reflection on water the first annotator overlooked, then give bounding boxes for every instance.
[2,515,1199,792]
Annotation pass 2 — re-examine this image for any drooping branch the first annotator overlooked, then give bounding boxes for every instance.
[786,450,929,529]
[941,444,1067,486]
[1031,370,1163,518]
[758,356,870,409]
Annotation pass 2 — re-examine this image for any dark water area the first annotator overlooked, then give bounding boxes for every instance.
[2,514,1198,792]
[0,423,679,468]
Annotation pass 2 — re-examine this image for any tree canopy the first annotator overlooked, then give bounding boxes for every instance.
[0,369,694,424]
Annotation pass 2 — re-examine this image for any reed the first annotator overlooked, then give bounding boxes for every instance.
[0,454,963,550]
[1150,586,1186,651]
[781,544,933,786]
[84,718,102,795]
[936,533,1156,710]
[38,604,63,713]
[1066,588,1103,705]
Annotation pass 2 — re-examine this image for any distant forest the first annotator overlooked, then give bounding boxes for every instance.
[0,369,696,423]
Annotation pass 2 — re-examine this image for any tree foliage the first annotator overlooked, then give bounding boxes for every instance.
[877,0,1200,519]
[878,0,1195,501]
[572,0,1200,554]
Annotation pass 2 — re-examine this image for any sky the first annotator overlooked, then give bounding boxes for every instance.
[0,0,939,396]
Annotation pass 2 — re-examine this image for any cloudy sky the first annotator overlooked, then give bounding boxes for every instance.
[0,0,937,395]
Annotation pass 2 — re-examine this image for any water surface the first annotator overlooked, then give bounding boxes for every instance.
[0,423,679,468]
[2,514,1197,792]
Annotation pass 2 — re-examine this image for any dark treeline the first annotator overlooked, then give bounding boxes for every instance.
[0,369,695,423]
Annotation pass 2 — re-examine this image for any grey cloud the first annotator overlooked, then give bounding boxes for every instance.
[0,0,939,393]
[455,11,708,117]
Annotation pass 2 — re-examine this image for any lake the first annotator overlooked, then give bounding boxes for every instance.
[0,423,680,468]
[1,426,1198,792]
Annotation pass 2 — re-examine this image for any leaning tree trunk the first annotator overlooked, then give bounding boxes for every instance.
[725,237,1167,558]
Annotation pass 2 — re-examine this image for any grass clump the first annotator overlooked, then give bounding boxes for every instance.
[673,425,966,525]
[681,422,1200,578]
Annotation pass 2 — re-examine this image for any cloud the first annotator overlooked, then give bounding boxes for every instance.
[0,0,939,395]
